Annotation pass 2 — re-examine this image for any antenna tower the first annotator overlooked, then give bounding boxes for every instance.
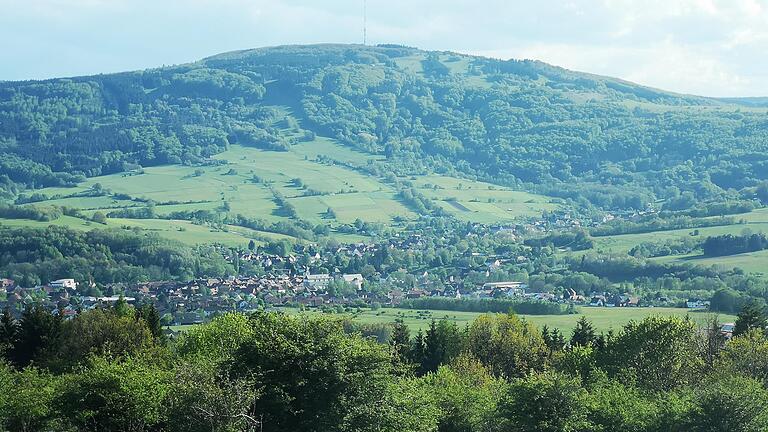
[363,0,367,45]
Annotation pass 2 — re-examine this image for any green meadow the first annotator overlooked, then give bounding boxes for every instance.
[169,306,736,335]
[588,208,768,274]
[0,215,275,248]
[412,174,559,224]
[281,306,735,334]
[5,138,558,244]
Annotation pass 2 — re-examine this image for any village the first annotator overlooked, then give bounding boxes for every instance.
[0,266,685,327]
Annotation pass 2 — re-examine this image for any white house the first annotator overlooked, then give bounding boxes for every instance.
[342,274,365,290]
[49,278,77,289]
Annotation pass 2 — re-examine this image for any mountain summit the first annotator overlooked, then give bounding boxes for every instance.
[1,44,766,210]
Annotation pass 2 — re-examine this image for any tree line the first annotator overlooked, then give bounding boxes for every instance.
[1,301,768,431]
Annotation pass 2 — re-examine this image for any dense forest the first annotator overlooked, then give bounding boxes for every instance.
[2,44,768,210]
[0,226,236,289]
[2,304,768,431]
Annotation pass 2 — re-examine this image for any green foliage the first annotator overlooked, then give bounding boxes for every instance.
[0,225,236,287]
[466,313,548,378]
[703,232,768,257]
[137,303,164,342]
[166,360,262,432]
[591,215,738,237]
[710,288,747,313]
[10,304,62,368]
[0,203,62,221]
[175,312,254,363]
[734,300,768,337]
[3,44,768,212]
[585,377,663,432]
[498,371,589,432]
[0,365,58,432]
[597,316,702,392]
[525,229,594,251]
[419,319,464,375]
[0,309,767,431]
[717,329,768,383]
[55,355,173,432]
[400,297,569,315]
[389,319,411,368]
[0,309,18,355]
[569,316,597,347]
[418,355,506,432]
[47,308,153,372]
[686,376,768,432]
[228,312,394,432]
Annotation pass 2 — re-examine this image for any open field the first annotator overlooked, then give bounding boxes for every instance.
[0,215,278,248]
[266,306,734,334]
[412,175,559,223]
[11,138,557,244]
[592,222,768,254]
[6,101,556,243]
[588,209,768,274]
[593,208,768,254]
[654,250,768,276]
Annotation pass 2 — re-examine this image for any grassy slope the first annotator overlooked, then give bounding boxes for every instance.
[589,208,768,274]
[4,136,557,244]
[0,215,282,248]
[171,306,734,334]
[412,175,559,223]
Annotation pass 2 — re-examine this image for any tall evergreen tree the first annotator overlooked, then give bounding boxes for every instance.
[113,295,131,318]
[422,320,442,374]
[411,328,426,369]
[570,316,597,347]
[389,319,411,364]
[734,300,768,337]
[0,307,19,356]
[550,328,566,352]
[542,325,552,349]
[137,303,164,342]
[10,305,62,368]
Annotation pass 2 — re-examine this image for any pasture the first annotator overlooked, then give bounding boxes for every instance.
[282,306,734,334]
[589,208,768,274]
[0,216,270,248]
[412,174,559,223]
[13,137,557,244]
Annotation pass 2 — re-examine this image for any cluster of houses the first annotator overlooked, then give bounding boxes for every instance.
[3,271,704,327]
[1,274,369,325]
[0,227,712,327]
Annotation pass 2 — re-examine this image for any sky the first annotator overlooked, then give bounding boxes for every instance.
[1,0,767,97]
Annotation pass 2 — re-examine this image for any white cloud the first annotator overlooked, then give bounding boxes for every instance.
[0,0,767,96]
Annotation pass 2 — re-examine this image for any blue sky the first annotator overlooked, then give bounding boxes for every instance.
[1,0,767,97]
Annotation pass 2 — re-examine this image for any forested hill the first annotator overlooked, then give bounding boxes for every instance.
[1,43,767,210]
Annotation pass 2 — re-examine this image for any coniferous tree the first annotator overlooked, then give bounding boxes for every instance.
[0,307,19,356]
[570,316,597,347]
[542,325,552,349]
[734,301,768,337]
[423,320,442,374]
[701,316,727,369]
[113,295,132,318]
[550,328,566,352]
[543,325,566,352]
[411,328,427,369]
[137,303,164,342]
[389,319,411,364]
[10,305,62,368]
